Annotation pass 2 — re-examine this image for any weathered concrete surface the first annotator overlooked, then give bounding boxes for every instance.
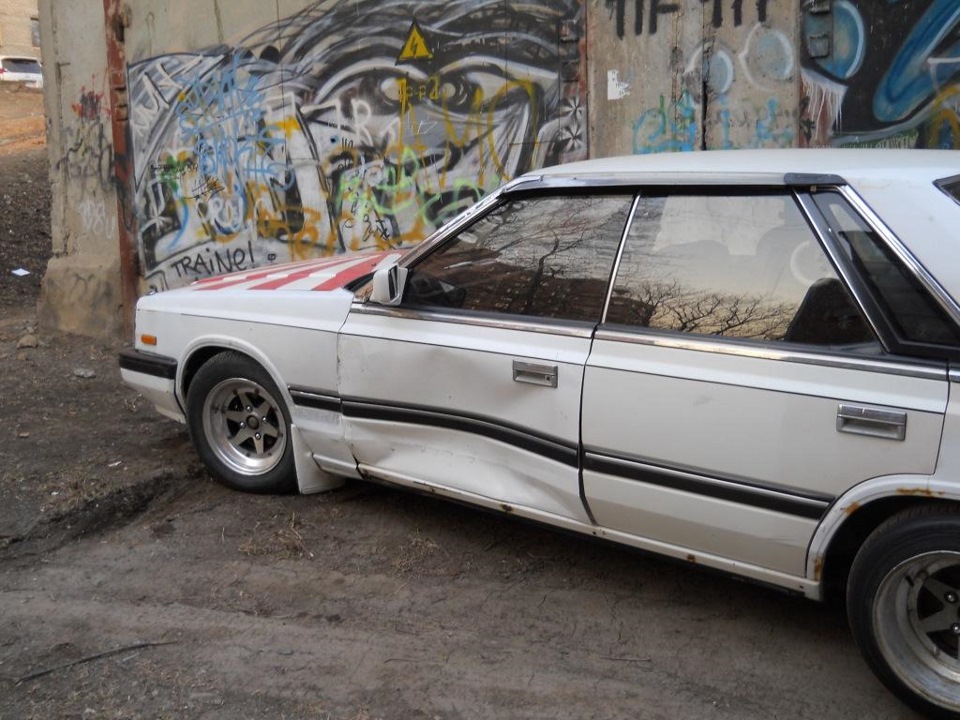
[38,253,123,335]
[587,0,798,156]
[37,0,122,335]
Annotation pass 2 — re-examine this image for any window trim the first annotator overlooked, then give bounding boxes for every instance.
[934,174,960,208]
[794,191,897,353]
[592,325,947,381]
[600,194,641,323]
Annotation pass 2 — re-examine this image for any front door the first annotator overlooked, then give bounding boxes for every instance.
[338,190,634,523]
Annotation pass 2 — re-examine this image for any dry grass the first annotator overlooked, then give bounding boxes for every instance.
[391,530,440,574]
[238,512,313,559]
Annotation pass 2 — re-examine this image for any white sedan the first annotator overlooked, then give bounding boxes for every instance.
[121,149,960,719]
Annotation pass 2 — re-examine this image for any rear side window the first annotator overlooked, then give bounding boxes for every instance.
[3,58,41,73]
[812,191,960,347]
[403,193,634,323]
[606,192,879,349]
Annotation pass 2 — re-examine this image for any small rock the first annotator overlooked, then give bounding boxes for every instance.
[73,368,97,379]
[16,334,38,349]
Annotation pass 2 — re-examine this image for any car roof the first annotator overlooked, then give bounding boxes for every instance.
[530,149,960,307]
[535,148,958,185]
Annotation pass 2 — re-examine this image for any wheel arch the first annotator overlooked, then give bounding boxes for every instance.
[180,345,223,401]
[177,337,293,412]
[810,472,960,604]
[818,495,945,604]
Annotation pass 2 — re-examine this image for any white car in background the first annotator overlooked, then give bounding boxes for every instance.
[121,149,960,719]
[0,56,42,89]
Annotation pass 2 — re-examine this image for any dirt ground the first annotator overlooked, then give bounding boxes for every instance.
[0,89,924,719]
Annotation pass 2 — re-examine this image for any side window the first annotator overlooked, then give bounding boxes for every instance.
[606,192,880,349]
[811,191,960,347]
[403,193,634,323]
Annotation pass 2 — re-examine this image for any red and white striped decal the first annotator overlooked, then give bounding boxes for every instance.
[191,252,400,292]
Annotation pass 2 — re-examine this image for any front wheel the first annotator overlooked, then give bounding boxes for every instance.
[186,352,296,493]
[847,505,960,719]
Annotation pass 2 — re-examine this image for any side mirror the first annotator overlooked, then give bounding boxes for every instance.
[369,264,408,306]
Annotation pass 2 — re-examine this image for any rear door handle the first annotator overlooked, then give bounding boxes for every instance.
[513,360,558,388]
[836,404,906,441]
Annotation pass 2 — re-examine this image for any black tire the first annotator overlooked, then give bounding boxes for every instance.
[847,504,960,719]
[186,352,296,494]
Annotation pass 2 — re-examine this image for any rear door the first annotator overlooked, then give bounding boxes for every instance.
[339,190,634,523]
[581,188,951,577]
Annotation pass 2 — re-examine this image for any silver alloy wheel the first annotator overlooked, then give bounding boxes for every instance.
[874,551,960,710]
[201,377,287,476]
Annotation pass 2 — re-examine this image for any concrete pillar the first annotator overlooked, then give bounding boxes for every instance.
[38,0,125,337]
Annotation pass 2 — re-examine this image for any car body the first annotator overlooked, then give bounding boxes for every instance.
[121,149,960,718]
[0,56,42,89]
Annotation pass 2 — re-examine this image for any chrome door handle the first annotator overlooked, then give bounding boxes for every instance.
[836,404,906,441]
[512,360,558,388]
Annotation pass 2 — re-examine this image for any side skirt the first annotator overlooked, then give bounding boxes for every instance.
[357,462,820,599]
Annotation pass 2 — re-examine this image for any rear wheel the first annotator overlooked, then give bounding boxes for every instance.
[847,505,960,720]
[186,352,296,493]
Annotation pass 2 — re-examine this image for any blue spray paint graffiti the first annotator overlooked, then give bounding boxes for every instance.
[633,92,697,154]
[129,0,586,291]
[801,0,960,147]
[630,21,796,154]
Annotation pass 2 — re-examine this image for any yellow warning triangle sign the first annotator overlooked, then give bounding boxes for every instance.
[397,21,434,63]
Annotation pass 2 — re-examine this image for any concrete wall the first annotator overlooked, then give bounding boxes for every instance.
[0,0,39,58]
[588,0,798,155]
[38,0,960,338]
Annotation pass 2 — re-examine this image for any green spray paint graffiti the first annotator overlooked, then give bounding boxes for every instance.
[129,0,586,290]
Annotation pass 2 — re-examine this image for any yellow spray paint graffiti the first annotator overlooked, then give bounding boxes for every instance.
[129,1,586,291]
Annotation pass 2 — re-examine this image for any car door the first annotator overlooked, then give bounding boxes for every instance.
[338,189,634,523]
[581,188,953,577]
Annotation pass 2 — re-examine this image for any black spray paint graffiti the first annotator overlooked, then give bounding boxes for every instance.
[800,0,960,147]
[606,0,768,39]
[61,89,115,195]
[128,0,585,290]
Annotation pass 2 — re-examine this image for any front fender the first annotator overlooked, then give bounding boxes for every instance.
[178,333,294,410]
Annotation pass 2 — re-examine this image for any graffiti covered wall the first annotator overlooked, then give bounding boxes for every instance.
[588,0,799,157]
[126,0,586,291]
[800,0,960,148]
[41,0,960,337]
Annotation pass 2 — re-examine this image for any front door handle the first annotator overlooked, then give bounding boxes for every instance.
[836,404,906,441]
[513,360,558,388]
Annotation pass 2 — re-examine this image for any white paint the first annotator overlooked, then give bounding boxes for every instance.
[739,24,794,90]
[606,69,630,100]
[78,198,118,237]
